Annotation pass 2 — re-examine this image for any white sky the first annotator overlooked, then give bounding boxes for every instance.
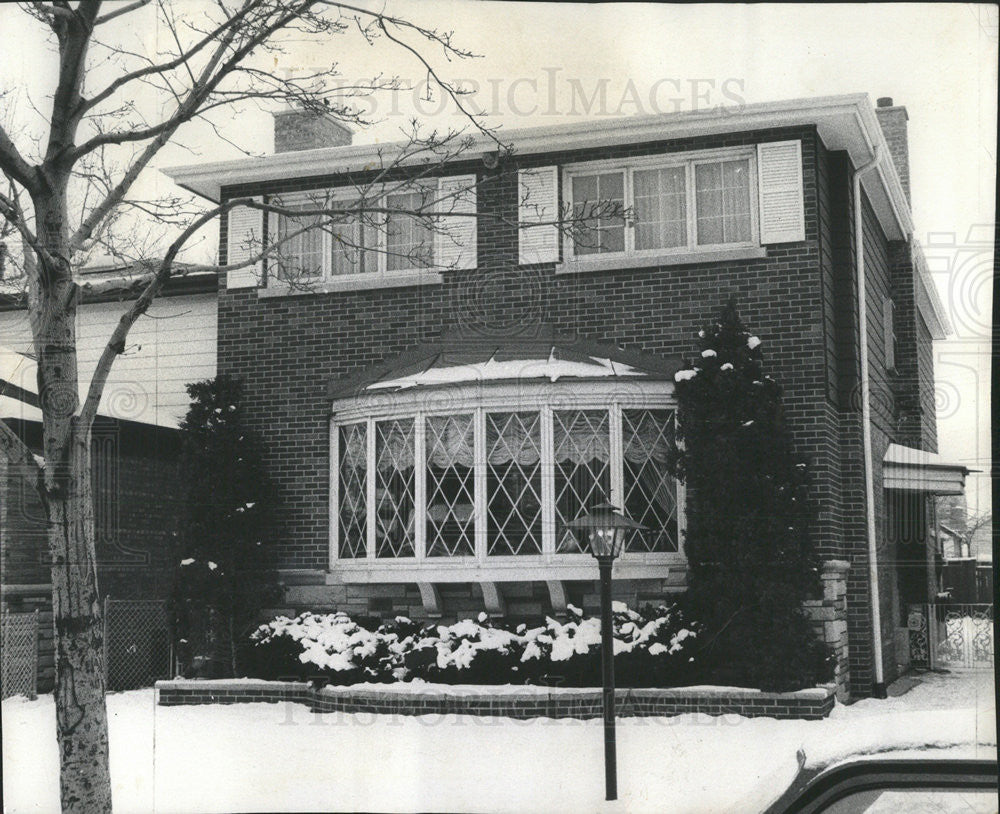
[1,2,995,511]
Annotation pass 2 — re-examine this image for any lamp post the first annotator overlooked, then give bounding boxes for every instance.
[564,502,645,802]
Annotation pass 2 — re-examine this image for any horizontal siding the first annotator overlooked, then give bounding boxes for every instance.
[3,294,216,428]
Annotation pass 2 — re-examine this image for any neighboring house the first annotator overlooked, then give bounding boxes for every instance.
[164,93,970,699]
[0,265,217,690]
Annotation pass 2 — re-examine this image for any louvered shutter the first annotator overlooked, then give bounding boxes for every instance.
[757,141,805,244]
[435,175,477,270]
[225,197,263,288]
[518,166,560,264]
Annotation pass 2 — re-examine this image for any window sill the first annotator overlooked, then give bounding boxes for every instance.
[259,269,444,298]
[328,554,685,584]
[554,246,767,275]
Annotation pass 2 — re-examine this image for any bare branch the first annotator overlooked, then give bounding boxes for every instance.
[0,420,43,482]
[94,0,151,26]
[0,124,39,193]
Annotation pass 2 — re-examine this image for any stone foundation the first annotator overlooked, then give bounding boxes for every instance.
[803,559,851,702]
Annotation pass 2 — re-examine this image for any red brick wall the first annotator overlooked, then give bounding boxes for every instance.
[218,125,850,574]
[216,126,934,697]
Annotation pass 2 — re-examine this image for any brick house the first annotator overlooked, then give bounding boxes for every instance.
[165,93,969,699]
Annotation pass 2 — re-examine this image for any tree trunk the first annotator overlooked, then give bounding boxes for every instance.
[34,181,114,812]
[48,424,114,814]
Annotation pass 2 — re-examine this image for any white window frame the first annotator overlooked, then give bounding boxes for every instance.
[263,181,445,295]
[560,146,761,267]
[328,381,686,583]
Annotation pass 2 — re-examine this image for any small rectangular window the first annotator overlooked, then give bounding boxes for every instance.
[338,423,367,558]
[386,187,435,271]
[276,205,325,279]
[374,418,415,558]
[633,166,687,251]
[552,409,612,552]
[571,172,625,255]
[695,158,752,246]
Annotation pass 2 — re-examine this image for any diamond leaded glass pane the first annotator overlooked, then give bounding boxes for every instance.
[426,414,476,557]
[553,409,612,553]
[338,422,367,558]
[374,418,415,557]
[622,409,679,552]
[486,412,543,555]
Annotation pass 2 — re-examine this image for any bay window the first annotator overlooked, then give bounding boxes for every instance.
[331,394,683,574]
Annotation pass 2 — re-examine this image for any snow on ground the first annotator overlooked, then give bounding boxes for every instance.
[2,671,995,814]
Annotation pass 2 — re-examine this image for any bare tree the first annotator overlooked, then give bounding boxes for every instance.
[0,3,629,810]
[0,2,504,811]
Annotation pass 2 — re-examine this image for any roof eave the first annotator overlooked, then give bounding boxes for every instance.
[162,94,911,243]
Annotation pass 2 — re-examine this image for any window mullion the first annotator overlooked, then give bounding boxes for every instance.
[474,408,487,562]
[624,169,633,254]
[674,410,686,557]
[378,194,387,276]
[414,412,426,560]
[329,418,339,569]
[686,162,697,248]
[366,417,376,560]
[610,403,624,510]
[541,405,555,557]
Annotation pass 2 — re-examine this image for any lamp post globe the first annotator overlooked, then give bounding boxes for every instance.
[564,503,645,802]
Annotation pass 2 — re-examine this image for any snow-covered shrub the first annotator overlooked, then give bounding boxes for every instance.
[247,604,701,688]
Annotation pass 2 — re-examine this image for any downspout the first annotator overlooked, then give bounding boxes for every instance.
[854,146,888,699]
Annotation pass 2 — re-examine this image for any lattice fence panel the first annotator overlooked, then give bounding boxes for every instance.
[1,611,38,700]
[104,599,172,691]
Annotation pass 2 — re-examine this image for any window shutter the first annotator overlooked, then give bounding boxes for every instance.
[518,166,560,264]
[757,141,805,244]
[225,197,263,288]
[435,175,477,270]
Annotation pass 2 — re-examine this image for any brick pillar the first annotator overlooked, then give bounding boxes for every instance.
[804,559,851,702]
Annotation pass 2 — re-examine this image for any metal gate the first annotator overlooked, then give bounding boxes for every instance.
[908,603,994,671]
[103,599,173,691]
[1,610,39,699]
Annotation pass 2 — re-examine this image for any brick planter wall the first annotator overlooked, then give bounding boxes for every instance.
[156,679,837,720]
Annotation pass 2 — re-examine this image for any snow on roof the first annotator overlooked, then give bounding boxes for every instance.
[366,349,647,391]
[329,331,681,399]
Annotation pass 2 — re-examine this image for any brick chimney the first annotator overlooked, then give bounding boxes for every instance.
[874,97,910,205]
[272,108,353,152]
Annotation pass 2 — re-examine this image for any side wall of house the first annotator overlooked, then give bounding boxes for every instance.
[836,189,915,696]
[0,292,216,429]
[217,125,853,622]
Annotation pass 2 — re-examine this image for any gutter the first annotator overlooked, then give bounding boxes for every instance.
[853,144,888,699]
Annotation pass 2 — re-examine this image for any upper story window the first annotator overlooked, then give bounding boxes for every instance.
[517,140,805,269]
[565,149,758,259]
[222,175,477,292]
[272,182,439,282]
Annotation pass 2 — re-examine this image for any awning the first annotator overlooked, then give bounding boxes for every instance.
[327,328,681,399]
[883,443,972,495]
